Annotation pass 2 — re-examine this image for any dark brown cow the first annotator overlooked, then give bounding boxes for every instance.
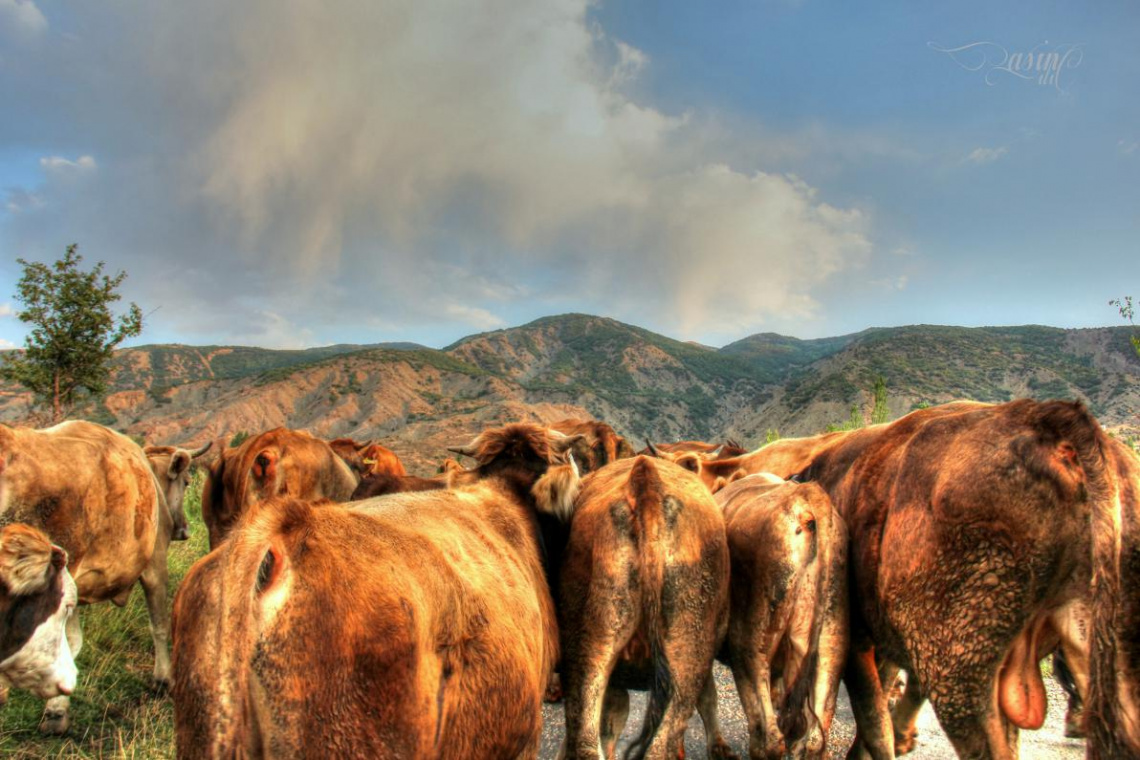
[0,523,78,701]
[172,423,582,758]
[715,473,848,760]
[145,441,212,541]
[201,428,357,549]
[787,400,1139,758]
[327,438,408,478]
[551,418,635,472]
[549,456,730,759]
[348,472,448,499]
[0,420,172,733]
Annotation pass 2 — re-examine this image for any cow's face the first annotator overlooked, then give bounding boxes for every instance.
[0,524,79,700]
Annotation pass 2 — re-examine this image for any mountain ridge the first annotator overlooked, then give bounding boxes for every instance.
[2,314,1137,474]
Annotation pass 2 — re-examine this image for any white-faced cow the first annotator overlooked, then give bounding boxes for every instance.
[0,523,79,703]
[0,420,172,733]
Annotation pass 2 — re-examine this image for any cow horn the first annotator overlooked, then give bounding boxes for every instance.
[709,444,723,458]
[447,440,480,458]
[190,440,213,458]
[645,440,662,458]
[357,439,374,450]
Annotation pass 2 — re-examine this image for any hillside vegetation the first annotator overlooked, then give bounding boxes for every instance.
[2,315,1138,470]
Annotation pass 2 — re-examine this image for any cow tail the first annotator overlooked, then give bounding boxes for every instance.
[625,457,673,757]
[778,649,820,746]
[1030,401,1130,758]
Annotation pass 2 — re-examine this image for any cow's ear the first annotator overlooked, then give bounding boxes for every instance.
[169,450,192,478]
[356,439,373,453]
[252,449,279,482]
[255,543,286,595]
[676,454,701,474]
[549,433,586,460]
[532,456,581,522]
[0,524,59,596]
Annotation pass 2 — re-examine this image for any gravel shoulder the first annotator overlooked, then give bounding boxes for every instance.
[539,663,1086,758]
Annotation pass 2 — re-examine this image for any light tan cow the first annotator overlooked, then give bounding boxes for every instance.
[0,420,172,733]
[145,441,212,541]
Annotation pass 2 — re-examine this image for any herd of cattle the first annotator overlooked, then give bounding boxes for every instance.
[0,399,1138,759]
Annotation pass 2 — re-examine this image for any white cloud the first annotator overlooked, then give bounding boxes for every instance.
[1,0,875,343]
[0,337,16,349]
[4,187,43,214]
[0,303,14,318]
[965,146,1008,165]
[0,0,47,38]
[1119,139,1139,156]
[39,155,97,174]
[870,275,909,291]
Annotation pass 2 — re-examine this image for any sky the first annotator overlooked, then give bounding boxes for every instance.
[1,0,1137,350]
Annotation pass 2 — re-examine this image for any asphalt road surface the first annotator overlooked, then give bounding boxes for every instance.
[538,663,1085,758]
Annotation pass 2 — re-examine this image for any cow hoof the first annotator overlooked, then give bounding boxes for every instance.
[709,738,739,760]
[1064,710,1085,739]
[151,676,171,696]
[40,710,70,735]
[543,673,563,703]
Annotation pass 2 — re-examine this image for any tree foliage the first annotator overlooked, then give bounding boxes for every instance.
[1,244,143,423]
[871,374,889,424]
[1110,296,1140,357]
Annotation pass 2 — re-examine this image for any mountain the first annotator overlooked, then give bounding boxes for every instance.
[1,315,1137,473]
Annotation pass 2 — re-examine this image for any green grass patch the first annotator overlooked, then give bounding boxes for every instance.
[0,471,211,759]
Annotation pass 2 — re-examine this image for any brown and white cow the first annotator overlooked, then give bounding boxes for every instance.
[145,441,212,541]
[328,437,408,478]
[547,456,731,759]
[551,418,636,473]
[714,473,848,760]
[786,399,1140,758]
[201,428,357,549]
[0,523,79,702]
[172,423,582,758]
[0,420,173,733]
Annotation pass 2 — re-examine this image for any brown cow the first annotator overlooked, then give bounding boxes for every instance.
[0,523,79,702]
[201,428,357,548]
[145,441,213,541]
[550,456,730,759]
[0,420,172,733]
[551,418,635,472]
[328,437,408,478]
[172,423,583,758]
[638,439,749,460]
[788,400,1139,758]
[715,473,848,760]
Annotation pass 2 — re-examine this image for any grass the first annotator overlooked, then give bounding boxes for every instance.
[0,471,210,759]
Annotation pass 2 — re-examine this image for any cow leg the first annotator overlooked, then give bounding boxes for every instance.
[140,534,172,690]
[601,686,629,759]
[632,629,718,760]
[890,672,925,755]
[731,647,784,760]
[563,602,634,760]
[842,646,893,760]
[39,610,82,735]
[696,671,738,759]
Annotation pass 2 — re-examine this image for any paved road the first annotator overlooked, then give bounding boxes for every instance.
[539,663,1086,758]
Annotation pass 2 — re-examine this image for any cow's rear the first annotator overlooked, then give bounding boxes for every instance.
[556,456,730,759]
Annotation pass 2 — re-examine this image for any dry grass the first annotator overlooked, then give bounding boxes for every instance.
[0,471,210,759]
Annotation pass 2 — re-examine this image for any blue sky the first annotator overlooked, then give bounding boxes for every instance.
[1,0,1136,349]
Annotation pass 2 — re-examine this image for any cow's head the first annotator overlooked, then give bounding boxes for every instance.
[327,438,373,476]
[146,441,212,542]
[0,524,78,700]
[449,423,584,493]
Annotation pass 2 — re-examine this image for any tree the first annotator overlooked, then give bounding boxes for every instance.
[1109,296,1140,357]
[1,245,143,423]
[871,374,890,425]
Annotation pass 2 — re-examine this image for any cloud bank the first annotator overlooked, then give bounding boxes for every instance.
[1,0,873,347]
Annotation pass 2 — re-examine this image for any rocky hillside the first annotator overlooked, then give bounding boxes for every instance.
[2,315,1137,473]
